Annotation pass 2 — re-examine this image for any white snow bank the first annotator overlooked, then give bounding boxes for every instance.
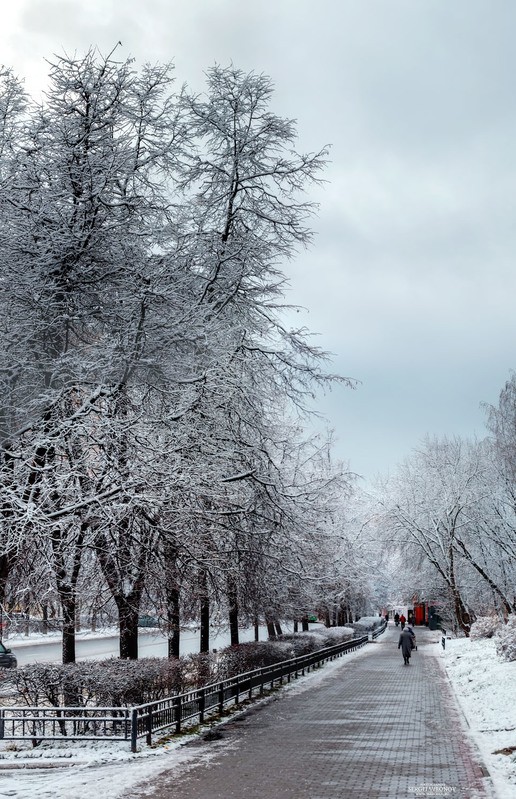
[443,636,516,799]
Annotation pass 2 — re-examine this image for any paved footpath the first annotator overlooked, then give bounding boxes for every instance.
[129,626,493,799]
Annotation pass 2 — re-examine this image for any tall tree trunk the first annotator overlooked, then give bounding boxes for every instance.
[0,555,14,617]
[199,569,210,653]
[93,513,148,662]
[449,545,471,636]
[254,616,260,641]
[61,596,76,664]
[301,615,309,632]
[52,521,87,663]
[266,617,276,638]
[167,584,181,659]
[1,443,18,632]
[164,538,181,658]
[117,595,140,659]
[228,578,239,646]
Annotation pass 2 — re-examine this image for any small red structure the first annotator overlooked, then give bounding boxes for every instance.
[414,603,426,626]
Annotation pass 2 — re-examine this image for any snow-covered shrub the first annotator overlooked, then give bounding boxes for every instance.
[346,616,384,633]
[9,663,65,707]
[273,633,324,657]
[306,626,355,645]
[218,640,295,678]
[10,657,188,708]
[184,652,219,688]
[83,658,187,704]
[8,625,364,709]
[470,615,501,640]
[495,616,516,662]
[218,626,357,678]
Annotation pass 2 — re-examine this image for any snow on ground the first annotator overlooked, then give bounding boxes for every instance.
[441,635,516,799]
[0,633,514,799]
[3,625,145,644]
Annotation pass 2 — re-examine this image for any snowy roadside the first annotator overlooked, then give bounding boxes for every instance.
[2,626,121,647]
[441,636,516,799]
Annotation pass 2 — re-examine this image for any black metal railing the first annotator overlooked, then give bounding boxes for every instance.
[0,706,131,742]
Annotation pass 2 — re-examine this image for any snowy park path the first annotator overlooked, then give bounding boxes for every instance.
[129,625,494,799]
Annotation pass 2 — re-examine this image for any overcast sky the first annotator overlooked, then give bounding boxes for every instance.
[2,0,515,481]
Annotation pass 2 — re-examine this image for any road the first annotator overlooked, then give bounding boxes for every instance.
[7,624,280,666]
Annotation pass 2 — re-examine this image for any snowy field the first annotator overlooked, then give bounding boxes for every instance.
[442,635,516,799]
[0,633,514,798]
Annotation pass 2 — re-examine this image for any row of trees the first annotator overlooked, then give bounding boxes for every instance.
[0,48,371,662]
[371,376,516,635]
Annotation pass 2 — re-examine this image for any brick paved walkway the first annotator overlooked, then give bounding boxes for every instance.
[129,626,493,799]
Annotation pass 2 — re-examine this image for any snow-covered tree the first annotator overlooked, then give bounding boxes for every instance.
[380,435,516,635]
[0,51,356,661]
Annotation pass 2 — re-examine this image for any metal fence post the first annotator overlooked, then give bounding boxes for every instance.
[199,689,205,724]
[146,708,153,747]
[130,708,138,753]
[174,696,182,734]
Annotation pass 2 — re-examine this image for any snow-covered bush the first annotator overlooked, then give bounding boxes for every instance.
[10,658,187,708]
[470,615,500,640]
[307,626,355,645]
[219,627,356,678]
[9,663,66,707]
[219,640,295,678]
[8,626,363,708]
[83,658,187,704]
[495,616,516,662]
[273,633,326,657]
[184,652,219,688]
[345,616,384,633]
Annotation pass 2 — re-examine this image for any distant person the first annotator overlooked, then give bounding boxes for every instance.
[398,627,414,665]
[394,612,400,627]
[385,612,389,623]
[399,613,406,630]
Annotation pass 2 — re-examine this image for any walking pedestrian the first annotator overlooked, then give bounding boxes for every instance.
[398,627,413,665]
[399,613,406,630]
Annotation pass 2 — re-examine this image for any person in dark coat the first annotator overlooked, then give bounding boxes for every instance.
[394,612,400,626]
[398,627,413,665]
